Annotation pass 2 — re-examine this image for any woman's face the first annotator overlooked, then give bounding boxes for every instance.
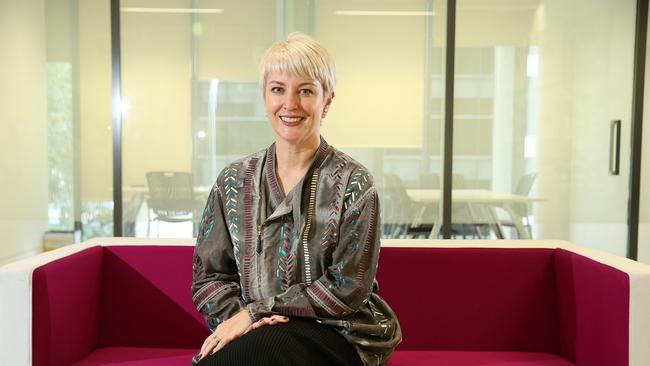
[264,71,333,148]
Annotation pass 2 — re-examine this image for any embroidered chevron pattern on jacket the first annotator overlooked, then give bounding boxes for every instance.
[329,261,346,288]
[277,219,296,291]
[331,208,362,289]
[224,166,241,265]
[321,155,348,248]
[196,188,216,247]
[266,145,284,205]
[223,165,243,279]
[344,169,370,210]
[356,192,377,285]
[343,210,362,255]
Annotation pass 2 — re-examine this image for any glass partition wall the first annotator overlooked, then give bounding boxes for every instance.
[119,0,448,238]
[2,0,646,264]
[114,0,645,259]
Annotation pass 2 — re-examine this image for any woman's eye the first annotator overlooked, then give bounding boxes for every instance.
[270,86,284,93]
[299,89,314,96]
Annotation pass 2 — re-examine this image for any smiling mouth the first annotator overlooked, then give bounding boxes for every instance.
[280,116,305,125]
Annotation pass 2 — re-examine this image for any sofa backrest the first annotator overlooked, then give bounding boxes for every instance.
[97,246,208,348]
[376,247,561,354]
[32,245,208,366]
[32,243,631,366]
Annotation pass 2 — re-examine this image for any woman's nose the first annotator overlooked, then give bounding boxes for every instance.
[282,93,299,111]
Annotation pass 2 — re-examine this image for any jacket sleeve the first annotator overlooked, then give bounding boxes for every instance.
[246,169,381,321]
[191,181,245,331]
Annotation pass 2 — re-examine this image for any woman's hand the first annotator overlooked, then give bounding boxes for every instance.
[199,309,253,359]
[245,315,289,333]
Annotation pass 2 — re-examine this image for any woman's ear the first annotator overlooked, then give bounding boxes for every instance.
[322,92,335,118]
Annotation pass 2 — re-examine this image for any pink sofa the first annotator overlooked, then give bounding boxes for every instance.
[1,238,649,366]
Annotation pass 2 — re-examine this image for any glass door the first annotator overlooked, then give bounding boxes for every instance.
[451,0,637,257]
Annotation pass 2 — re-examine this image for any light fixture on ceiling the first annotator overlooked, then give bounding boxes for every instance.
[334,10,435,16]
[121,8,224,14]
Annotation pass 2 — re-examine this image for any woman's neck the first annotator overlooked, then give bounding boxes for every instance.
[275,137,319,171]
[274,137,320,193]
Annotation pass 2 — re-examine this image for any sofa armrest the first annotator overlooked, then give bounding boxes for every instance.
[0,243,101,366]
[555,245,650,366]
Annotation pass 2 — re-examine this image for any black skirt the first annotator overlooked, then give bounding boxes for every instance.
[195,318,364,366]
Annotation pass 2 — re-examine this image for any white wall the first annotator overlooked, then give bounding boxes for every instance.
[0,0,49,263]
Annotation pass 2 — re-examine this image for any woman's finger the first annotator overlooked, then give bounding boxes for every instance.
[249,315,289,331]
[200,335,219,359]
[199,335,212,357]
[212,336,231,353]
[269,315,289,323]
[271,315,289,322]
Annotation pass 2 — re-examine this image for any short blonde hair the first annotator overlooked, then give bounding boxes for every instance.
[259,32,336,97]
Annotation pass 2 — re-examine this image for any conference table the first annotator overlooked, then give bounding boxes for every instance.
[405,189,545,239]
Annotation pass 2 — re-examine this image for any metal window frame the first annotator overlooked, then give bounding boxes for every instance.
[111,0,123,236]
[442,0,456,239]
[628,0,648,259]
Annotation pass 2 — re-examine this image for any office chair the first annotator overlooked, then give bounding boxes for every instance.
[145,171,197,237]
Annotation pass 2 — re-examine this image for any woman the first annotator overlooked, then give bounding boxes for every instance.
[191,33,401,366]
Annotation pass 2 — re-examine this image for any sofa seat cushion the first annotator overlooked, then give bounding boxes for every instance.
[72,347,196,366]
[387,351,575,366]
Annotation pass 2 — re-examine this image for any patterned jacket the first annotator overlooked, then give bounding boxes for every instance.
[191,138,401,365]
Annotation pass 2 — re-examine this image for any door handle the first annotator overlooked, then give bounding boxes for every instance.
[609,120,621,175]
